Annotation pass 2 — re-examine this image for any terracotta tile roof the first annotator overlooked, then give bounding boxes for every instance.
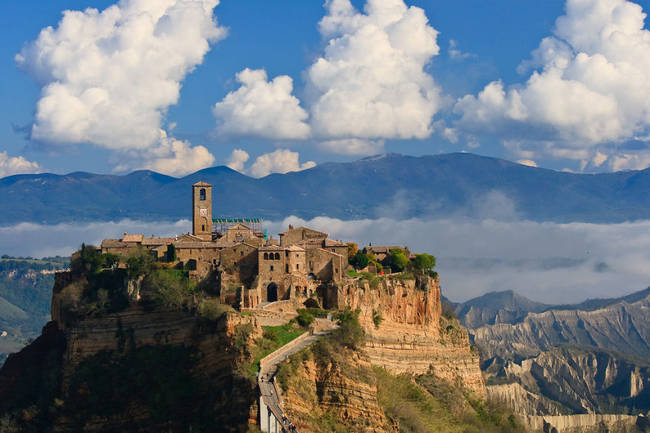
[173,241,220,249]
[141,237,173,246]
[324,239,346,247]
[122,234,144,243]
[278,226,327,237]
[193,180,211,187]
[101,239,126,248]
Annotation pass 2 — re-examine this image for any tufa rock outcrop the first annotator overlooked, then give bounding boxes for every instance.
[324,275,485,396]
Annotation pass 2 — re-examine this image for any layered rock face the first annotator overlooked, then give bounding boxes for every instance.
[472,293,650,361]
[1,271,264,433]
[488,346,650,415]
[326,276,485,396]
[280,349,396,433]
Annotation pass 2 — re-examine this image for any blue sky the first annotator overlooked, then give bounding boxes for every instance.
[1,0,650,177]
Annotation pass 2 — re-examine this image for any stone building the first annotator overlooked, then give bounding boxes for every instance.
[100,180,350,309]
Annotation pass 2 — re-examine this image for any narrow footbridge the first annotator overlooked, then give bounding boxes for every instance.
[258,318,337,433]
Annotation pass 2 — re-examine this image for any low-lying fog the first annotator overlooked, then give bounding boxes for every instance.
[2,217,650,304]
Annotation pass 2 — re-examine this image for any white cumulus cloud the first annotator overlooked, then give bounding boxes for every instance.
[17,0,225,175]
[0,152,42,178]
[454,0,650,168]
[213,69,310,140]
[226,148,250,172]
[318,138,384,155]
[249,149,316,178]
[140,133,214,177]
[307,0,442,140]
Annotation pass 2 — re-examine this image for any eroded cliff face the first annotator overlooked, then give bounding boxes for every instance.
[279,347,396,433]
[471,294,650,361]
[326,276,485,396]
[1,271,264,433]
[487,346,650,416]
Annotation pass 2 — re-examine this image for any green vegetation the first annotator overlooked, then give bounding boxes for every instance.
[372,309,383,329]
[0,256,69,364]
[388,248,409,272]
[349,250,369,270]
[246,322,306,377]
[141,268,196,310]
[375,367,527,433]
[296,309,315,327]
[412,253,436,275]
[197,298,234,321]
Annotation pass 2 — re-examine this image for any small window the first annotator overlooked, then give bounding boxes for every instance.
[296,264,299,270]
[285,250,289,258]
[275,252,280,260]
[200,188,206,201]
[240,250,244,256]
[270,265,274,271]
[202,224,205,231]
[264,253,269,260]
[285,264,289,273]
[331,248,335,252]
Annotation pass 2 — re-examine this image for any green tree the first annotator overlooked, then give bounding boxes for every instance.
[389,249,409,272]
[351,250,369,270]
[412,253,436,274]
[166,244,177,262]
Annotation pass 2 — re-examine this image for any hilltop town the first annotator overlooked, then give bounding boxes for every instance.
[0,181,497,433]
[100,181,424,311]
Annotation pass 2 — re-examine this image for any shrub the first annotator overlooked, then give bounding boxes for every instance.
[126,248,156,279]
[141,269,193,310]
[198,299,233,321]
[296,310,315,327]
[412,253,436,274]
[372,310,383,329]
[332,308,364,350]
[388,249,409,272]
[351,250,370,270]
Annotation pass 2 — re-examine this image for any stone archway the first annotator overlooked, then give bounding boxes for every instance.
[267,282,278,302]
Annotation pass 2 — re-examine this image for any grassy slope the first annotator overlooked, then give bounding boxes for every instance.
[375,367,528,433]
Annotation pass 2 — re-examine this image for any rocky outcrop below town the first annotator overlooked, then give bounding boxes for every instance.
[0,268,494,432]
[326,275,485,396]
[0,270,265,432]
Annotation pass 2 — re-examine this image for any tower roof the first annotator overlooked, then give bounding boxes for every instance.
[193,180,212,187]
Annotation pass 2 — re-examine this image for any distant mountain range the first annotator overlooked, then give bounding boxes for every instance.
[4,152,650,225]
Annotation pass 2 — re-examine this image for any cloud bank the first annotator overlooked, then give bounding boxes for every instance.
[17,0,225,176]
[455,0,650,169]
[0,152,41,177]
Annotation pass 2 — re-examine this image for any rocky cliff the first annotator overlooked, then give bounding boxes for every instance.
[0,270,264,432]
[486,346,650,416]
[326,275,485,396]
[471,291,650,361]
[278,344,396,433]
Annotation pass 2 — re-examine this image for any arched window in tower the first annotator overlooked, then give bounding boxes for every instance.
[264,253,269,260]
[200,188,206,201]
[274,252,280,260]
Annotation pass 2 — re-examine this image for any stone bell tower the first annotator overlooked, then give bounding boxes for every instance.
[192,181,212,241]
